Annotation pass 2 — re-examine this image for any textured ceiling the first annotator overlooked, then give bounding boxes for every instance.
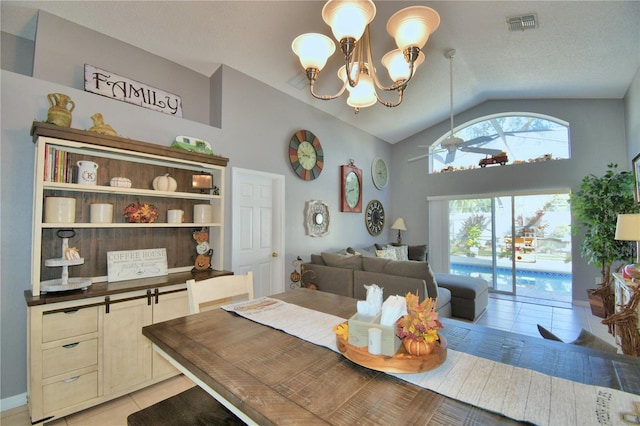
[2,1,639,144]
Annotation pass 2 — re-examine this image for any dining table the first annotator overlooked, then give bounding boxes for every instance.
[142,288,640,425]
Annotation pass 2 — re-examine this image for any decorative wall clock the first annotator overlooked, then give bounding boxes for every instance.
[341,160,362,213]
[371,157,388,189]
[305,200,330,237]
[289,129,324,181]
[365,200,385,236]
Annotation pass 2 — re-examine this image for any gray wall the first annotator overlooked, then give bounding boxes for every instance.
[625,67,640,158]
[391,98,630,304]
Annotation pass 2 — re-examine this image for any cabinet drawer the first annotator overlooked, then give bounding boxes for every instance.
[43,339,98,379]
[43,307,98,342]
[43,371,98,414]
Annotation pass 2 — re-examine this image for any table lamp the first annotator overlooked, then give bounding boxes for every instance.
[391,218,407,244]
[615,213,640,279]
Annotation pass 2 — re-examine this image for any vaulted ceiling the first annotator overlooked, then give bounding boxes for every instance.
[2,1,639,144]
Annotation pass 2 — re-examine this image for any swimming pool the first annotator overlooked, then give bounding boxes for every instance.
[450,263,572,302]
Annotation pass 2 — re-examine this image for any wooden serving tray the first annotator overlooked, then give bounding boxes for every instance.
[336,331,447,374]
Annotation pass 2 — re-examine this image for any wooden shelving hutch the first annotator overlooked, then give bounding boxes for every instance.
[25,122,230,423]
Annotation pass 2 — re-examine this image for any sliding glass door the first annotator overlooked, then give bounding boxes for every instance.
[447,193,572,302]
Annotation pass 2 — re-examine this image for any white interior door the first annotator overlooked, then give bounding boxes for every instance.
[231,168,285,298]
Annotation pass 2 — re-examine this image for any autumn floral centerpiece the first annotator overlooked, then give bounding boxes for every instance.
[396,293,443,356]
[123,202,158,223]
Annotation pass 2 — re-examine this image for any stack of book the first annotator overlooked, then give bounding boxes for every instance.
[44,146,74,183]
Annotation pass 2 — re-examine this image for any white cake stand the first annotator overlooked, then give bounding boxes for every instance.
[41,229,92,293]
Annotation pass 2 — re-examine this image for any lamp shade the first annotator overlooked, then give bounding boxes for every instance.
[322,0,376,42]
[292,33,336,71]
[381,49,425,82]
[615,213,640,241]
[386,6,440,51]
[390,217,407,231]
[337,63,377,108]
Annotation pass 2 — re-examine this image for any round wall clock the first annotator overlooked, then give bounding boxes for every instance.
[289,130,324,181]
[341,161,362,213]
[305,200,330,237]
[365,200,385,236]
[371,157,388,189]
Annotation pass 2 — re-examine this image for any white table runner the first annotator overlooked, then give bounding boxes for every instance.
[223,297,640,426]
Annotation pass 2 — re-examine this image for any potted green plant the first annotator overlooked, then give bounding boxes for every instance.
[570,163,639,318]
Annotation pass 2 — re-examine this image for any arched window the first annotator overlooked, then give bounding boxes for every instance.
[429,113,570,173]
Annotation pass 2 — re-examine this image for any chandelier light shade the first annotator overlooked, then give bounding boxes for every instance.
[322,0,376,42]
[291,33,336,71]
[291,0,440,113]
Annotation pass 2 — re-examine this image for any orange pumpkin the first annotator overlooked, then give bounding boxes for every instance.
[402,338,436,356]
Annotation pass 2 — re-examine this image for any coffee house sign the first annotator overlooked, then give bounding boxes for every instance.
[84,64,183,117]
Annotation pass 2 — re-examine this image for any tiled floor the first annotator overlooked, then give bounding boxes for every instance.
[2,295,617,426]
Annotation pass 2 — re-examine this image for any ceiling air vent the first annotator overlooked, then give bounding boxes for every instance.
[506,14,538,31]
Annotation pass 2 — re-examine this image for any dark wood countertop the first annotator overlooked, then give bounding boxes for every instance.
[24,269,233,307]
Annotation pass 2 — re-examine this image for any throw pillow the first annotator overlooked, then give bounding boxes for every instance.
[320,252,363,270]
[374,243,385,250]
[386,244,408,261]
[408,245,428,262]
[375,248,398,260]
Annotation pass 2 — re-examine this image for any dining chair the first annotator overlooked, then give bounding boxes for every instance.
[187,272,254,314]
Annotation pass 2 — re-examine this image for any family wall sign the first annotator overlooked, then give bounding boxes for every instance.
[84,64,183,117]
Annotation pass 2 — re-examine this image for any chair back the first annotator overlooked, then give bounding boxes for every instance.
[187,272,254,314]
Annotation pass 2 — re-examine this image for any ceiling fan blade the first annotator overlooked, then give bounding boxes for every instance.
[407,153,430,163]
[433,152,447,164]
[459,146,503,155]
[445,150,456,163]
[459,135,498,147]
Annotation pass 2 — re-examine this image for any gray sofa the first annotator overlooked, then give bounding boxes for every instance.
[303,251,489,321]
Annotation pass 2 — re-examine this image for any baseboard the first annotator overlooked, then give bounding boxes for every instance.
[1,392,27,413]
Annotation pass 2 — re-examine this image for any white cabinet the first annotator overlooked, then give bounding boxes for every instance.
[26,123,229,423]
[612,273,640,354]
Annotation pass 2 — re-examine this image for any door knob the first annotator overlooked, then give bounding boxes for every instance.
[272,252,278,257]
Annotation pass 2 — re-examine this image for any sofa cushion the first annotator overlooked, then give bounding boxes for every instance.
[320,252,363,270]
[408,245,428,261]
[362,257,438,299]
[310,254,325,265]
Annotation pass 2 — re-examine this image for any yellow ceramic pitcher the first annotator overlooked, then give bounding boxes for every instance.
[46,93,75,127]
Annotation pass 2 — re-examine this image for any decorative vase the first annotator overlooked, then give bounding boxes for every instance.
[46,93,75,127]
[402,338,436,356]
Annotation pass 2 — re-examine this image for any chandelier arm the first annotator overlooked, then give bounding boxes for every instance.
[364,30,416,92]
[308,76,347,101]
[374,86,404,108]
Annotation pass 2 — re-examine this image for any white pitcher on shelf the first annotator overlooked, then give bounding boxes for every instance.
[77,160,98,185]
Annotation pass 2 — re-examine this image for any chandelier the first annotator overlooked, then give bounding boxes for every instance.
[291,0,440,113]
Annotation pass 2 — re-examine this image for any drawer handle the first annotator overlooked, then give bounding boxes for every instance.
[62,342,79,349]
[63,376,80,383]
[63,309,79,314]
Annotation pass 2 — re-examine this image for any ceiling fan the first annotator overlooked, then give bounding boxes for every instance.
[408,49,502,164]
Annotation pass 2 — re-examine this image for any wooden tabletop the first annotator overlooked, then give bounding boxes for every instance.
[142,289,640,425]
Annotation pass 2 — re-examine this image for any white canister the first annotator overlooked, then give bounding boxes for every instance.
[167,209,184,223]
[45,197,76,223]
[77,161,98,185]
[90,203,114,223]
[193,204,213,223]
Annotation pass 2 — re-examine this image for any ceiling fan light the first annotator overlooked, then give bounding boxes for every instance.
[387,6,440,51]
[292,33,336,71]
[346,72,376,108]
[322,0,376,42]
[382,49,424,82]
